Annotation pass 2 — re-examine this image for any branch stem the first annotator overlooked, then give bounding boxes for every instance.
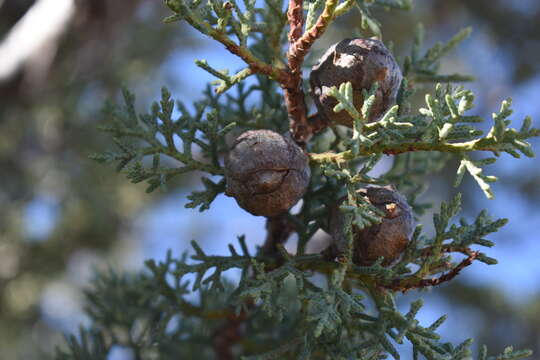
[309,135,531,164]
[284,0,340,144]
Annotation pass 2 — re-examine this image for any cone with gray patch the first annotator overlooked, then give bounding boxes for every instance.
[329,185,415,265]
[310,38,403,126]
[224,130,310,217]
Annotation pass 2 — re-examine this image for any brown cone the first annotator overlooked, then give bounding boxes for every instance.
[224,130,310,217]
[329,185,414,265]
[310,38,403,127]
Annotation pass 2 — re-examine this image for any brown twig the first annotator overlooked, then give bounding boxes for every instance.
[282,0,311,145]
[287,0,304,44]
[288,0,338,71]
[213,31,286,82]
[283,0,340,145]
[382,248,480,292]
[417,250,479,287]
[179,10,287,82]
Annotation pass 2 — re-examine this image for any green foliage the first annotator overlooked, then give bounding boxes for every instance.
[67,0,540,359]
[92,75,287,210]
[479,346,533,360]
[319,82,538,200]
[91,87,228,194]
[55,196,527,359]
[405,25,475,83]
[56,216,518,359]
[56,329,109,360]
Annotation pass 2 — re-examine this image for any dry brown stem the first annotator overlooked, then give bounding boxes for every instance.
[382,247,480,292]
[283,0,342,145]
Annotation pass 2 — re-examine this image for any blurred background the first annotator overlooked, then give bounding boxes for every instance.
[0,0,539,359]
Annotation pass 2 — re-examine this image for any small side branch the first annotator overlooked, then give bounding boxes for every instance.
[206,28,285,81]
[309,133,540,164]
[171,3,287,82]
[382,247,480,292]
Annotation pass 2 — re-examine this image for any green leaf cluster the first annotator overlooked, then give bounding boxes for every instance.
[56,221,529,359]
[318,82,538,200]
